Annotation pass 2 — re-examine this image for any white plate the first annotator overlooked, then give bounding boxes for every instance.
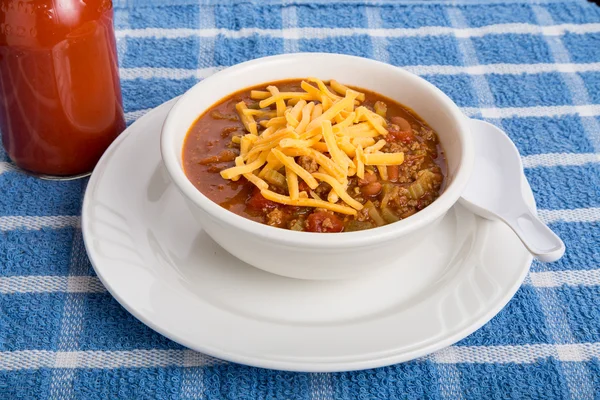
[82,99,534,372]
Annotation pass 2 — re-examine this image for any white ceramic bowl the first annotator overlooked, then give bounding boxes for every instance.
[161,53,473,280]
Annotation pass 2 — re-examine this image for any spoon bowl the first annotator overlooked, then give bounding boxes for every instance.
[459,119,565,263]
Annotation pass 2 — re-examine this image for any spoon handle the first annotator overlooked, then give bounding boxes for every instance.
[502,211,565,263]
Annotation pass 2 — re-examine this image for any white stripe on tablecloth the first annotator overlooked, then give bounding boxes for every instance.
[118,62,600,81]
[0,216,80,230]
[0,276,106,294]
[180,352,208,400]
[366,6,389,64]
[532,284,594,399]
[114,8,129,68]
[119,66,223,81]
[107,0,600,6]
[309,373,334,400]
[196,2,216,73]
[440,7,494,398]
[403,62,600,76]
[2,343,600,371]
[532,6,600,154]
[447,8,497,112]
[0,162,17,174]
[537,208,600,224]
[114,22,600,40]
[281,4,300,54]
[462,104,600,118]
[178,7,216,399]
[3,268,600,294]
[523,3,598,381]
[0,350,222,371]
[0,207,596,233]
[521,153,600,168]
[125,108,153,123]
[525,269,600,288]
[435,361,464,400]
[48,228,90,398]
[428,343,600,364]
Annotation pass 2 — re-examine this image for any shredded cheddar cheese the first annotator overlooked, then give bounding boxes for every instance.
[219,79,405,213]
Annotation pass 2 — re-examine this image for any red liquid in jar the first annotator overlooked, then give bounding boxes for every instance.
[0,0,125,176]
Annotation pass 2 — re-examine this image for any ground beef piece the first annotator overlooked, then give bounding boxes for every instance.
[400,209,417,219]
[306,211,344,232]
[356,207,370,222]
[386,141,409,153]
[298,156,318,173]
[288,218,305,231]
[266,208,285,227]
[387,123,400,134]
[395,157,424,183]
[322,218,334,230]
[417,194,436,210]
[387,186,410,209]
[421,127,436,142]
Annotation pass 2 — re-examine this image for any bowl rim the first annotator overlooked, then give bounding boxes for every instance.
[161,52,473,248]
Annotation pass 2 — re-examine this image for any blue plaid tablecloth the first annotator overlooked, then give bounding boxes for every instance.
[2,0,600,398]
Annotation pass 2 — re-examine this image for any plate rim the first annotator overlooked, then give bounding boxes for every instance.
[82,100,534,372]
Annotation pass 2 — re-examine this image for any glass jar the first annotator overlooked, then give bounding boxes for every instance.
[0,0,125,178]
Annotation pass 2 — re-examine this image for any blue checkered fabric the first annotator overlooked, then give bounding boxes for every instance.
[1,0,600,398]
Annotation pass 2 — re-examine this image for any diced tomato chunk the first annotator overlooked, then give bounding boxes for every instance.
[247,188,277,210]
[389,129,415,143]
[298,181,310,193]
[306,211,344,233]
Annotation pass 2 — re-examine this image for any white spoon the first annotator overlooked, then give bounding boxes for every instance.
[459,119,565,263]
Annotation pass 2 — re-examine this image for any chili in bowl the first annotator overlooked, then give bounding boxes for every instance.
[161,53,473,280]
[183,79,446,233]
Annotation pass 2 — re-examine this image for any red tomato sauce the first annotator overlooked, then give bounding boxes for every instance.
[0,0,125,176]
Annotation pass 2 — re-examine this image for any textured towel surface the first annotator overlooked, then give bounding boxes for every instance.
[1,0,600,398]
